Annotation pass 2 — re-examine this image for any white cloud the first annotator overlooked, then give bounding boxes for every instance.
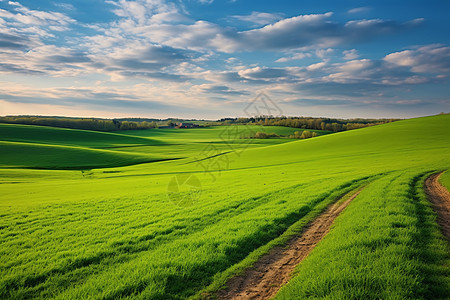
[105,0,187,25]
[231,11,283,25]
[306,61,327,71]
[0,1,446,117]
[316,48,334,58]
[276,52,311,63]
[343,49,358,60]
[95,10,421,54]
[191,83,249,96]
[237,12,337,51]
[238,66,290,81]
[338,59,373,72]
[53,3,76,11]
[381,76,428,85]
[0,2,74,29]
[347,7,371,14]
[0,44,92,77]
[384,44,450,74]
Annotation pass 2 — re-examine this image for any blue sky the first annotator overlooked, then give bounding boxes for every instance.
[0,0,449,119]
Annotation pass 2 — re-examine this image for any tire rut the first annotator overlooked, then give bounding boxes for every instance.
[217,189,362,300]
[424,171,450,240]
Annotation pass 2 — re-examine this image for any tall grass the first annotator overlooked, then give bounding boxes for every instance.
[439,170,450,190]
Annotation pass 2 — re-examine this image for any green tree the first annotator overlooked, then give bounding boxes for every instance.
[301,131,313,139]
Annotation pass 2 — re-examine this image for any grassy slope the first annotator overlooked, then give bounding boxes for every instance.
[0,123,173,169]
[439,170,450,191]
[197,115,450,299]
[0,115,449,299]
[226,115,450,170]
[275,171,449,299]
[0,123,165,148]
[116,125,331,158]
[120,125,332,141]
[0,141,166,170]
[0,124,312,169]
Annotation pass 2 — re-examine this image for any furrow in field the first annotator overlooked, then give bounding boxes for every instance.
[217,188,363,300]
[424,171,450,240]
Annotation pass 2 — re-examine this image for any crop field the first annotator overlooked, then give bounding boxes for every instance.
[0,115,449,299]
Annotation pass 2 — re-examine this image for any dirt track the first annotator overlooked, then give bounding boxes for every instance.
[217,190,362,300]
[424,172,450,240]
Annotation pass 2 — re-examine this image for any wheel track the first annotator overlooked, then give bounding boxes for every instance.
[217,188,363,300]
[424,171,450,240]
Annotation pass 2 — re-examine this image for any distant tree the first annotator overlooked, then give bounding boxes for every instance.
[301,131,313,139]
[255,132,268,139]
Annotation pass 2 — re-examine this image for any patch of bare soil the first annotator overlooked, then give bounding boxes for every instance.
[217,190,362,300]
[424,172,450,240]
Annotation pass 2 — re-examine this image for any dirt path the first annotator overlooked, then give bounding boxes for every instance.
[217,189,362,300]
[424,172,450,240]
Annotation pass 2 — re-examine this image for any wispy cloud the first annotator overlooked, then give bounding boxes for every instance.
[347,7,371,14]
[343,49,359,60]
[230,11,284,25]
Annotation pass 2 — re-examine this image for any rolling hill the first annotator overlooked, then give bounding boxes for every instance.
[0,115,448,299]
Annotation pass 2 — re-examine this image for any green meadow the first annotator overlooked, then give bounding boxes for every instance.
[440,170,450,190]
[0,115,449,299]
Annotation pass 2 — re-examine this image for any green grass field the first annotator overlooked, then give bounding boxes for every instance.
[439,170,450,191]
[0,115,449,299]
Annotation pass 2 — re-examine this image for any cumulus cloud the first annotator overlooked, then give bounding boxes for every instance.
[215,13,421,52]
[306,61,327,71]
[338,59,373,72]
[106,10,423,53]
[384,44,450,74]
[236,12,337,51]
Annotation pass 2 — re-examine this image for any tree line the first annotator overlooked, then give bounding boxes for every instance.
[0,115,400,132]
[218,116,399,132]
[243,130,319,140]
[0,116,158,132]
